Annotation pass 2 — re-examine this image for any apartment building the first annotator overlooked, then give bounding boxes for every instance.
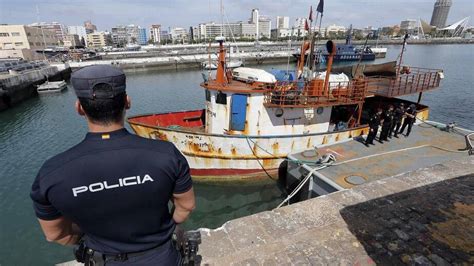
[29,22,65,43]
[86,32,112,49]
[0,25,59,60]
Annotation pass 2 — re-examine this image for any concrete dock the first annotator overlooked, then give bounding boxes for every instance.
[198,157,473,265]
[57,51,295,72]
[0,66,71,111]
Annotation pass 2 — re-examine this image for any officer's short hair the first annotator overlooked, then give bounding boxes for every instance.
[78,83,127,125]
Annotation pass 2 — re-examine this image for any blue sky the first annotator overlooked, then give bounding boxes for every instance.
[0,0,472,30]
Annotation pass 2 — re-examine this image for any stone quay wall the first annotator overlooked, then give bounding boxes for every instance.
[0,66,71,111]
[198,156,474,265]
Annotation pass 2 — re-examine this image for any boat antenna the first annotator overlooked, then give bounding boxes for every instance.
[285,26,294,74]
[313,1,324,71]
[36,5,47,61]
[207,41,212,79]
[397,34,409,74]
[354,32,372,78]
[307,6,314,71]
[375,28,380,47]
[418,18,425,39]
[223,5,242,63]
[220,0,224,38]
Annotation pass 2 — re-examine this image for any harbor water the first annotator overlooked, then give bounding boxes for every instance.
[0,44,473,265]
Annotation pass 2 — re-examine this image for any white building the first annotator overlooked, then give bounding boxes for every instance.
[126,24,140,44]
[193,8,272,40]
[191,26,199,41]
[241,23,257,38]
[170,27,188,43]
[276,16,290,30]
[258,16,272,38]
[67,26,87,42]
[251,9,259,38]
[272,27,309,39]
[400,19,418,31]
[294,18,307,30]
[326,24,346,35]
[150,24,161,44]
[111,26,127,46]
[198,22,255,40]
[111,24,141,46]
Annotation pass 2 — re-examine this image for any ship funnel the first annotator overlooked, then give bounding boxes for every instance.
[326,40,336,55]
[215,36,227,85]
[323,40,337,94]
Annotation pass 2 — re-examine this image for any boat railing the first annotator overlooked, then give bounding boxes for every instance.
[367,66,443,97]
[263,79,368,108]
[466,132,474,156]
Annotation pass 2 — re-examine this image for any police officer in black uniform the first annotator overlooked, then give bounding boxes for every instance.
[380,105,394,142]
[399,103,417,137]
[365,108,382,146]
[391,103,405,138]
[30,65,195,265]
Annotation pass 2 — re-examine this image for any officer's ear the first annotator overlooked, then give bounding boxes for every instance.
[125,95,131,110]
[75,100,86,116]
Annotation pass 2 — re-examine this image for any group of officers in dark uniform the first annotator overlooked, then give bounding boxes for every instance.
[365,102,417,146]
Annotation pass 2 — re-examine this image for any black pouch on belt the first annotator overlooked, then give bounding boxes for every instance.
[73,239,87,263]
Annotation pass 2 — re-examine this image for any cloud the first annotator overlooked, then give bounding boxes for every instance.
[0,0,472,30]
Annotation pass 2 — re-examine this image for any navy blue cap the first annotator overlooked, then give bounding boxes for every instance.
[71,65,126,99]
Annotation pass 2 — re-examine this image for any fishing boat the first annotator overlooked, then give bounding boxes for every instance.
[37,80,67,94]
[127,34,444,181]
[321,26,376,62]
[293,27,376,64]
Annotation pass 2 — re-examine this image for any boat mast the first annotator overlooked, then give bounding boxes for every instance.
[220,0,224,37]
[285,27,294,74]
[215,38,226,85]
[397,34,409,74]
[36,5,47,61]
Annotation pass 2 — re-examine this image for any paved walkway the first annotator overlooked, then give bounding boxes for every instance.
[198,157,474,265]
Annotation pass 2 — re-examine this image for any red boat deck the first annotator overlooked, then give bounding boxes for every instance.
[128,109,206,132]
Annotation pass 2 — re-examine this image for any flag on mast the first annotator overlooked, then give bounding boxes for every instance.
[309,5,313,21]
[305,19,309,31]
[316,0,324,14]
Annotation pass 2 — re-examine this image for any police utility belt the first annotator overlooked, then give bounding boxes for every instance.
[74,239,166,266]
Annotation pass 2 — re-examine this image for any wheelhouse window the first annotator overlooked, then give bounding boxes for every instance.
[216,92,227,105]
[205,90,211,102]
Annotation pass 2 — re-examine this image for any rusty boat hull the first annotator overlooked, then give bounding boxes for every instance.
[128,110,370,181]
